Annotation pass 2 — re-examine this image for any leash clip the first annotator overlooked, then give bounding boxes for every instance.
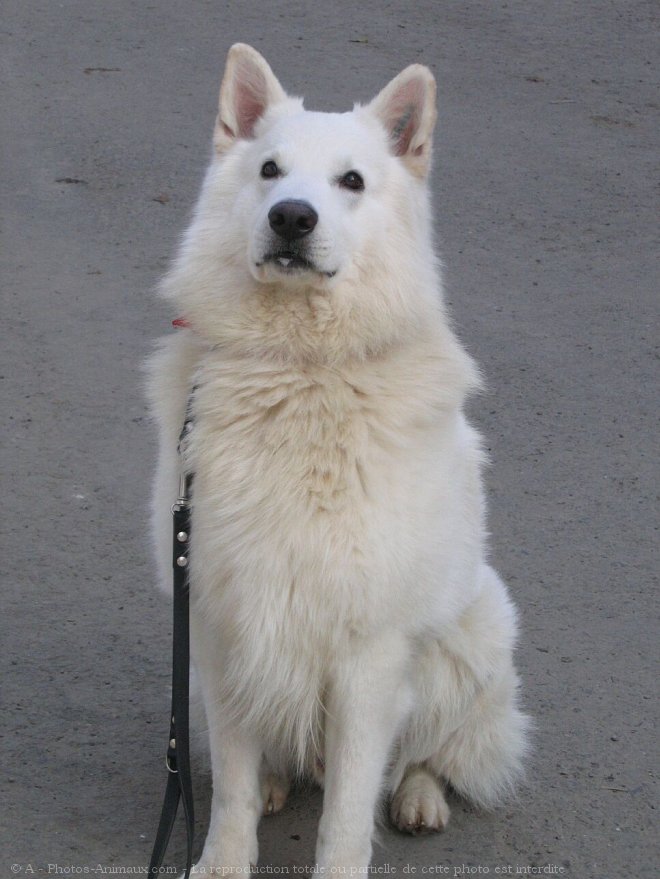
[173,470,191,509]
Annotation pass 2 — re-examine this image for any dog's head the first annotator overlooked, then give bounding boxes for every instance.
[214,44,437,288]
[165,44,441,361]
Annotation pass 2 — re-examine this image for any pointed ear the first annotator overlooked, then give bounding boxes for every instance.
[368,64,437,178]
[214,43,288,154]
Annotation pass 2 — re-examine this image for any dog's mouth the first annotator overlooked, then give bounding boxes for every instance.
[259,251,336,279]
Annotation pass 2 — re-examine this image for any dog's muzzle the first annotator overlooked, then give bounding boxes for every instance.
[258,199,335,278]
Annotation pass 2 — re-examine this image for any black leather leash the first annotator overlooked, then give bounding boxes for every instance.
[148,398,196,878]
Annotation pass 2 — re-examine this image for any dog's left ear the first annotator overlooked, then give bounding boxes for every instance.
[368,65,437,178]
[214,44,288,154]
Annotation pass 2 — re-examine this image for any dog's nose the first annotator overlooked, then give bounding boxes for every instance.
[268,200,318,241]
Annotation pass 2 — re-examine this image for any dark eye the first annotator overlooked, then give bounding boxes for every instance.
[339,170,364,192]
[261,160,280,179]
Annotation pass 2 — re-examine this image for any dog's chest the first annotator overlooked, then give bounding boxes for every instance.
[192,361,369,514]
[187,357,425,628]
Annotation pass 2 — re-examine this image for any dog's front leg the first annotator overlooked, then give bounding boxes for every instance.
[195,720,262,874]
[316,633,412,872]
[191,619,263,874]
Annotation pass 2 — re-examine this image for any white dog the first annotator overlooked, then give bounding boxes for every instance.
[147,43,529,875]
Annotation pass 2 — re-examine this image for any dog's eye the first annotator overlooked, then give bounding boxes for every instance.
[261,160,280,179]
[339,170,364,192]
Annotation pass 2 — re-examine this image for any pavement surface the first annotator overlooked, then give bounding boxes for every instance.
[2,2,657,878]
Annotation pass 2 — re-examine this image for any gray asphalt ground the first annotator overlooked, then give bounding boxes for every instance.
[2,2,657,878]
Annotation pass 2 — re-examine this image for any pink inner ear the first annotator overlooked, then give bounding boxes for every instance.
[234,64,268,139]
[387,78,424,156]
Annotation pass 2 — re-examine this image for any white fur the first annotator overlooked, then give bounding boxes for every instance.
[146,44,529,875]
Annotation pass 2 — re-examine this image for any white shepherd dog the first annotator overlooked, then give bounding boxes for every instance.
[147,43,529,875]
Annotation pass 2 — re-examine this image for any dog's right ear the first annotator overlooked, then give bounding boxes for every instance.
[214,44,288,154]
[368,64,437,178]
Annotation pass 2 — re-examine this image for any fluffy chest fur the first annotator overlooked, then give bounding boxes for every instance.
[191,340,477,593]
[181,342,478,765]
[189,350,452,620]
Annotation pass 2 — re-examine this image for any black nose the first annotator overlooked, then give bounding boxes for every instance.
[268,200,318,241]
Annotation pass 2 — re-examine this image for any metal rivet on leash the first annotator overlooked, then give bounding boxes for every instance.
[177,531,189,543]
[176,556,188,567]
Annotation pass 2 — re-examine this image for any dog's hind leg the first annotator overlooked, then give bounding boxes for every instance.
[393,565,529,814]
[426,658,530,809]
[260,761,290,816]
[427,566,530,808]
[390,764,450,834]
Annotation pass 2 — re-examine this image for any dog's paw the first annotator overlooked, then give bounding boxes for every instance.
[261,771,290,815]
[390,767,450,835]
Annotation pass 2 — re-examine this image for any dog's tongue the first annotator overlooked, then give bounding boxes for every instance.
[172,317,191,328]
